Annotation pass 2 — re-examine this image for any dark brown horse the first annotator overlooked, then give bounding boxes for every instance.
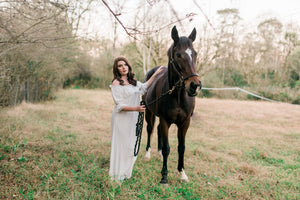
[143,26,201,184]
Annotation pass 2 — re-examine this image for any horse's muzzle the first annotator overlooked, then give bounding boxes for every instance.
[187,81,201,96]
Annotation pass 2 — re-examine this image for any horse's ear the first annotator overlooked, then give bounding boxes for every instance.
[171,26,179,45]
[188,28,196,42]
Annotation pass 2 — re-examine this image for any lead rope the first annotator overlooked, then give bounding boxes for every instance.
[134,100,145,156]
[133,84,178,156]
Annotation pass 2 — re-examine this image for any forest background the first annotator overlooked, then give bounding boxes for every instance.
[1,0,300,106]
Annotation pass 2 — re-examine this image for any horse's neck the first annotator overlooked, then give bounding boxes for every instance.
[167,71,185,104]
[167,64,181,90]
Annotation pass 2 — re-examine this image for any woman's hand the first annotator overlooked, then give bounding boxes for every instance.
[147,66,164,88]
[136,105,146,112]
[153,66,164,77]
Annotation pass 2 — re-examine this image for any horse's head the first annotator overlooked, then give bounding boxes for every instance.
[168,26,201,97]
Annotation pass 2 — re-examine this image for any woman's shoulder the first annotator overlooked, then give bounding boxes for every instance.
[136,81,145,85]
[111,79,120,86]
[136,81,147,86]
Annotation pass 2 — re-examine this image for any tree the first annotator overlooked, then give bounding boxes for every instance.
[239,32,262,85]
[0,0,93,106]
[257,18,283,80]
[196,24,218,77]
[214,8,241,85]
[289,48,300,88]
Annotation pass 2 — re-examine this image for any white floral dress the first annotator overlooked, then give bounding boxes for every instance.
[109,81,148,181]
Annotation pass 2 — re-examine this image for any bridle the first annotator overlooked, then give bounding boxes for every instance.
[169,57,199,84]
[169,47,200,90]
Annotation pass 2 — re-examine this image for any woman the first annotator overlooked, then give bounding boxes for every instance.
[109,56,163,182]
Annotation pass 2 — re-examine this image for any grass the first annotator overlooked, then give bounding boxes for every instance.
[0,89,299,199]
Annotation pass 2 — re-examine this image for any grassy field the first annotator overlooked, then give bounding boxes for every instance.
[0,89,299,200]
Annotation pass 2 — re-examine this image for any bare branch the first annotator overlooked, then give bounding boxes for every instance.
[74,0,93,35]
[126,13,197,35]
[0,16,15,39]
[44,0,68,10]
[102,0,196,39]
[146,0,159,6]
[0,45,18,57]
[193,0,216,32]
[164,0,183,30]
[102,0,138,40]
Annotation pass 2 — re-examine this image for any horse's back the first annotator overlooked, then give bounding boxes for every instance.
[145,66,165,81]
[143,66,168,114]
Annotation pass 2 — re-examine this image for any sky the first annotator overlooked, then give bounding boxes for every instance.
[175,0,300,24]
[79,0,300,40]
[173,0,300,22]
[169,0,300,35]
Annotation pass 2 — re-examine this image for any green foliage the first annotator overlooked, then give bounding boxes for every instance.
[224,68,248,87]
[247,147,286,166]
[200,89,212,98]
[199,67,300,103]
[289,70,300,88]
[19,185,34,200]
[292,95,300,104]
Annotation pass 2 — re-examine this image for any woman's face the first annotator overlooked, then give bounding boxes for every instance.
[117,60,129,77]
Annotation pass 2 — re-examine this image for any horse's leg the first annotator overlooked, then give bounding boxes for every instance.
[157,123,163,161]
[177,118,190,182]
[145,109,155,160]
[159,118,170,184]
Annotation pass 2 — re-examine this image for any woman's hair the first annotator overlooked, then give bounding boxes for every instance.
[112,56,137,86]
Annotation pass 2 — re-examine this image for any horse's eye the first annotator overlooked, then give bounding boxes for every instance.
[176,53,181,58]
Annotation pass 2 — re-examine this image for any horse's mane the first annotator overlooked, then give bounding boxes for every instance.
[144,67,157,82]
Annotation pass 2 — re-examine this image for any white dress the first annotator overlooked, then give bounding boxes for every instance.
[109,81,148,181]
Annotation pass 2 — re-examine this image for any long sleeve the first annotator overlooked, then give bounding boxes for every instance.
[137,81,149,95]
[110,86,127,112]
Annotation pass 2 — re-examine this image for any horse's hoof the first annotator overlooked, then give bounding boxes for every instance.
[179,170,189,182]
[160,183,169,187]
[160,178,168,185]
[145,148,151,160]
[158,150,163,161]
